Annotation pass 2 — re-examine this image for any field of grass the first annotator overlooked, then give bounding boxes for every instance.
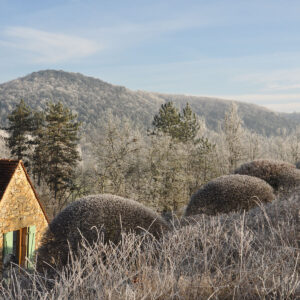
[1,193,299,299]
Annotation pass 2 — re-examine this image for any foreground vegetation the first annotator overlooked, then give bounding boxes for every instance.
[1,193,299,299]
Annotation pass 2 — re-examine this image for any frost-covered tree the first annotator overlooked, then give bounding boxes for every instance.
[89,109,216,214]
[223,102,245,172]
[145,135,188,212]
[92,112,143,197]
[245,130,263,161]
[0,130,10,158]
[287,126,300,163]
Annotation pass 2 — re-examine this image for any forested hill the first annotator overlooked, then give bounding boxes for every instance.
[0,70,299,135]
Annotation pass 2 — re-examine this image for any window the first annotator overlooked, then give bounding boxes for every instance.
[3,225,36,269]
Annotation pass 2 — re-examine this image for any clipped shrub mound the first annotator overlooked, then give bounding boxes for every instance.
[185,174,275,216]
[234,159,300,193]
[37,194,170,272]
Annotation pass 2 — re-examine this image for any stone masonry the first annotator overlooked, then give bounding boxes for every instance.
[0,162,48,270]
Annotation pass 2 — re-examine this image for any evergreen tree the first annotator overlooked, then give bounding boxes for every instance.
[31,111,46,186]
[5,100,33,166]
[153,102,200,143]
[152,102,181,139]
[42,102,81,208]
[179,103,200,143]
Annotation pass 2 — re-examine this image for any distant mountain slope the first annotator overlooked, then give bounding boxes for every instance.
[0,70,299,136]
[153,93,299,135]
[0,70,164,133]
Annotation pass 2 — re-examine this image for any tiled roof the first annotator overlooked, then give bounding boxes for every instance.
[0,159,19,200]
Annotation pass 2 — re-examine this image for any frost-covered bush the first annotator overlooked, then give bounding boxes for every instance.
[234,159,300,193]
[37,194,170,272]
[185,174,275,216]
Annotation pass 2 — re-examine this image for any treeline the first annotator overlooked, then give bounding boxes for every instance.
[2,99,300,217]
[84,101,300,215]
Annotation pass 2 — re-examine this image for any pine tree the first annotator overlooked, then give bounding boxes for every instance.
[31,111,46,186]
[179,103,200,143]
[152,102,181,139]
[5,100,33,166]
[42,102,81,209]
[153,102,201,143]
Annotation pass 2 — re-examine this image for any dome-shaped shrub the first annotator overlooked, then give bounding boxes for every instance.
[185,175,275,216]
[37,194,170,271]
[234,159,300,193]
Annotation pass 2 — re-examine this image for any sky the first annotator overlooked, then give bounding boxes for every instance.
[0,0,300,113]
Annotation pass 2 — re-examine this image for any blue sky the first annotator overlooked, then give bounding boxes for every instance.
[0,0,300,112]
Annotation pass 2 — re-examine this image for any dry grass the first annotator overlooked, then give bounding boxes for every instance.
[1,193,299,299]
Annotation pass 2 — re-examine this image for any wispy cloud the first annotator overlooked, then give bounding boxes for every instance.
[99,16,211,36]
[92,15,214,50]
[0,26,100,63]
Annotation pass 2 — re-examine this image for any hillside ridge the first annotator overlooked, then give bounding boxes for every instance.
[0,69,299,135]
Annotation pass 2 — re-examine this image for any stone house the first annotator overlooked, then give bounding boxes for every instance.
[0,159,49,271]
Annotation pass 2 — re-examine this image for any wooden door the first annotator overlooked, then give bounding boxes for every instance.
[18,227,28,267]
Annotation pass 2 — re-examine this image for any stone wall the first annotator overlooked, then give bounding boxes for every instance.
[0,163,48,270]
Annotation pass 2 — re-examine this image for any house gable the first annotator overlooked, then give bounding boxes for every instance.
[0,160,49,270]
